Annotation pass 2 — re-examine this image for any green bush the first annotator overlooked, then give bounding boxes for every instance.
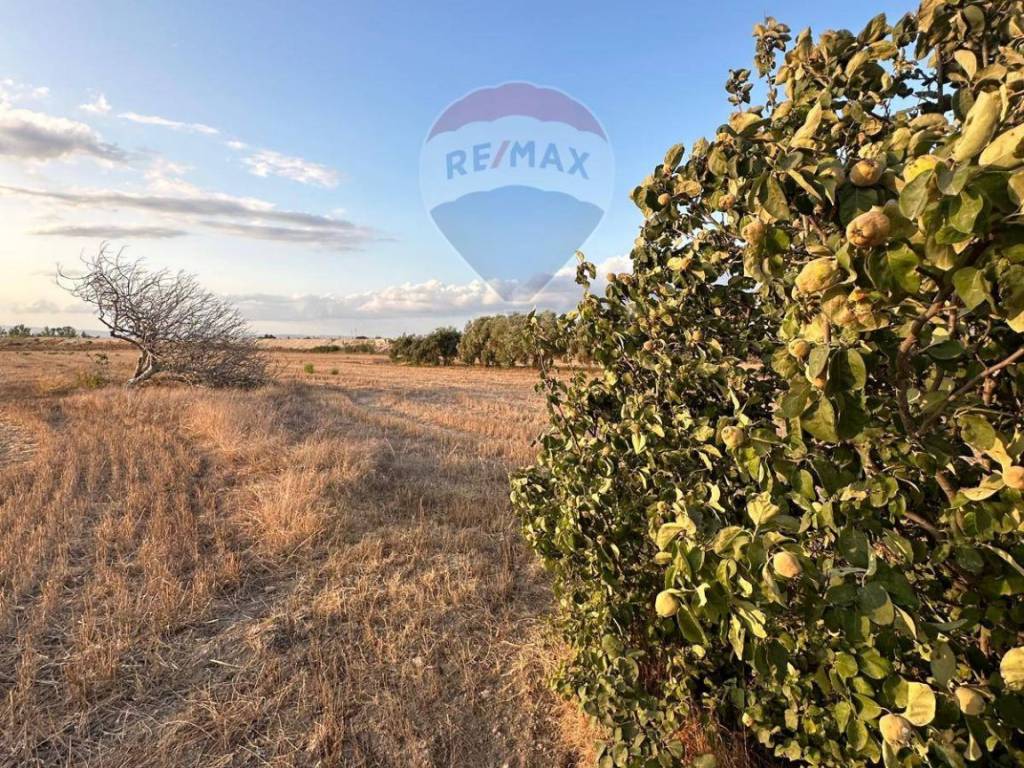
[459,312,559,366]
[389,327,461,365]
[513,4,1024,767]
[303,363,315,375]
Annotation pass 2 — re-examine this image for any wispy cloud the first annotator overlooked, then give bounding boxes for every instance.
[227,255,630,321]
[33,224,188,239]
[200,220,371,250]
[0,107,126,163]
[0,78,50,108]
[118,111,219,135]
[79,93,112,115]
[2,183,377,251]
[4,298,92,315]
[243,149,339,188]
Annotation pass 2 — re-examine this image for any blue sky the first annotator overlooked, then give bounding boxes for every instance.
[0,0,914,335]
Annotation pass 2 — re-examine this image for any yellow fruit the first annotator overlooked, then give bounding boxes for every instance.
[955,687,986,716]
[1001,647,1024,689]
[742,220,767,246]
[879,714,914,746]
[719,193,736,210]
[953,89,1002,162]
[772,551,803,579]
[657,192,672,207]
[1005,466,1024,490]
[821,290,857,327]
[721,426,747,449]
[909,113,948,131]
[810,375,828,389]
[848,287,870,302]
[846,209,891,248]
[787,339,811,359]
[980,124,1024,169]
[850,158,884,186]
[795,257,842,294]
[655,591,680,618]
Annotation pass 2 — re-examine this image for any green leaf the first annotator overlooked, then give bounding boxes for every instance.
[760,174,791,221]
[840,186,878,225]
[949,189,983,233]
[802,396,839,442]
[747,492,780,526]
[838,528,870,568]
[675,604,707,644]
[807,346,830,378]
[952,266,990,310]
[836,652,859,680]
[846,717,869,751]
[899,168,934,219]
[959,414,996,452]
[861,582,895,625]
[663,143,685,169]
[904,682,936,726]
[887,245,921,293]
[931,641,956,687]
[844,350,867,390]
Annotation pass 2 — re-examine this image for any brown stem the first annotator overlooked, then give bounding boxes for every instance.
[894,286,953,436]
[904,510,942,538]
[919,346,1024,432]
[935,470,957,504]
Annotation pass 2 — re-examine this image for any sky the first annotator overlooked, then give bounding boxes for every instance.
[0,0,916,336]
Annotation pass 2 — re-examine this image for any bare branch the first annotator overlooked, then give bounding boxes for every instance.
[57,245,267,388]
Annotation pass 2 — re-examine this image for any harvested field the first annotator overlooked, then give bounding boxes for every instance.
[0,345,759,768]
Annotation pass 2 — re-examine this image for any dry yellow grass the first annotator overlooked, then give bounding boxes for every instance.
[0,345,761,768]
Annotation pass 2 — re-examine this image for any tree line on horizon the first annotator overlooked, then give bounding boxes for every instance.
[388,311,594,367]
[0,325,84,338]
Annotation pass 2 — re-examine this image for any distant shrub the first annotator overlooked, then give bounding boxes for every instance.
[345,341,381,354]
[38,326,79,338]
[303,363,315,375]
[310,344,343,353]
[330,368,339,376]
[389,327,461,366]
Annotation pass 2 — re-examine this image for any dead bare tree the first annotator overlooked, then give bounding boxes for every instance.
[58,246,267,388]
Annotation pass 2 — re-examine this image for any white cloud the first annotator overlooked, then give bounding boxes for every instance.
[79,93,112,115]
[226,255,629,321]
[2,182,377,251]
[225,139,247,151]
[0,78,50,108]
[33,224,188,239]
[243,149,339,188]
[4,298,93,316]
[0,107,126,163]
[118,111,219,135]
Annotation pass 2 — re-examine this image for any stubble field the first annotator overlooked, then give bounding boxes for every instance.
[0,343,754,768]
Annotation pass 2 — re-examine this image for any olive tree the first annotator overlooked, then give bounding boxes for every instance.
[514,3,1024,766]
[59,247,266,388]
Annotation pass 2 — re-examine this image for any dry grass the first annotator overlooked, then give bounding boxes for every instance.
[0,346,760,768]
